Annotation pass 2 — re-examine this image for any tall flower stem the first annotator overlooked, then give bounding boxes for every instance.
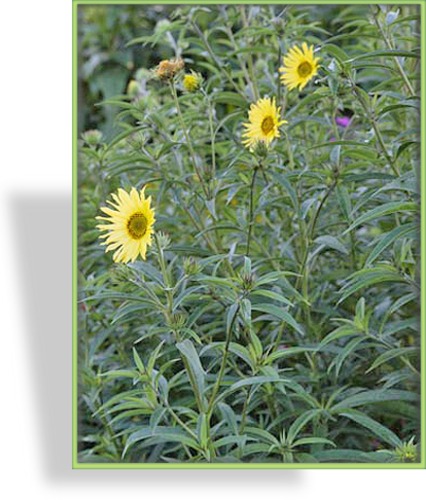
[295,178,338,333]
[346,73,400,177]
[236,5,260,100]
[190,19,246,99]
[246,166,259,256]
[154,233,174,323]
[206,302,240,416]
[372,6,415,97]
[201,88,216,180]
[154,236,208,424]
[169,80,210,199]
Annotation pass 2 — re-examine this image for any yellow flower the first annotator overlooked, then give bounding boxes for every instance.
[242,97,287,150]
[183,71,202,92]
[96,187,155,263]
[279,43,320,91]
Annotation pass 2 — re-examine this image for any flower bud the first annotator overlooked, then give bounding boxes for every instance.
[127,79,140,98]
[251,140,269,158]
[182,71,203,92]
[168,312,187,330]
[394,440,418,462]
[156,231,171,250]
[82,129,103,147]
[183,257,201,276]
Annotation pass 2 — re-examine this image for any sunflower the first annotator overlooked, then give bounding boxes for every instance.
[96,187,155,263]
[279,43,320,91]
[242,97,287,150]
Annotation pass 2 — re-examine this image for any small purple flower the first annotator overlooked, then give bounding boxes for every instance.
[335,115,351,128]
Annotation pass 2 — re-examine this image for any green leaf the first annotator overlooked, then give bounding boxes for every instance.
[314,449,389,463]
[338,265,406,303]
[318,324,360,349]
[264,346,316,364]
[227,302,240,334]
[123,427,201,457]
[133,348,145,374]
[245,426,280,445]
[322,43,350,63]
[217,376,283,403]
[197,413,209,448]
[314,235,349,255]
[176,340,206,409]
[250,289,293,307]
[212,91,247,108]
[218,402,239,436]
[287,409,322,444]
[344,202,418,234]
[336,185,352,221]
[329,336,368,377]
[292,437,336,448]
[366,347,418,374]
[331,389,419,412]
[213,435,247,449]
[309,140,376,151]
[147,340,165,374]
[347,49,420,62]
[340,410,402,448]
[251,303,305,336]
[365,222,418,266]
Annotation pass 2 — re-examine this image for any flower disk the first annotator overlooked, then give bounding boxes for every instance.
[183,72,202,92]
[96,187,155,263]
[242,97,287,150]
[279,43,320,91]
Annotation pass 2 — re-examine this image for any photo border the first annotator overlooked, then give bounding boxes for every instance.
[72,0,426,469]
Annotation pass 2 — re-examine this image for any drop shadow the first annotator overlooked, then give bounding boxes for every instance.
[11,192,302,487]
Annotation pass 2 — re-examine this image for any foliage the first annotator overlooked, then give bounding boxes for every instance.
[77,3,421,464]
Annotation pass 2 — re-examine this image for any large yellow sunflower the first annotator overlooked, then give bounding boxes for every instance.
[242,97,287,150]
[96,187,155,263]
[279,43,320,91]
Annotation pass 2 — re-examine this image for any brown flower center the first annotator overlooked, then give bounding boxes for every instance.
[261,116,275,135]
[297,61,313,78]
[127,212,148,239]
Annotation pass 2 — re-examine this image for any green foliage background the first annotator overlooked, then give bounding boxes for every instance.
[77,3,421,464]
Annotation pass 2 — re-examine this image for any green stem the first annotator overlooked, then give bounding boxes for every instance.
[348,77,400,177]
[142,363,198,443]
[201,89,216,181]
[372,6,415,97]
[169,80,210,198]
[246,166,259,256]
[283,130,294,169]
[155,236,207,417]
[238,6,259,100]
[277,41,282,106]
[239,386,254,435]
[154,233,174,318]
[295,179,338,292]
[190,20,245,98]
[174,188,219,253]
[206,303,240,416]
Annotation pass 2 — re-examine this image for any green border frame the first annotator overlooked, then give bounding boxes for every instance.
[72,0,426,469]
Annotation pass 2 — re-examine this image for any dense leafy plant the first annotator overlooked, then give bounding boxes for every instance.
[77,3,421,464]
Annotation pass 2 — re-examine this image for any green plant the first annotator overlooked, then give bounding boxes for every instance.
[77,3,421,464]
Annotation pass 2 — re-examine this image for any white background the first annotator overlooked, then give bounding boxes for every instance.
[1,1,423,498]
